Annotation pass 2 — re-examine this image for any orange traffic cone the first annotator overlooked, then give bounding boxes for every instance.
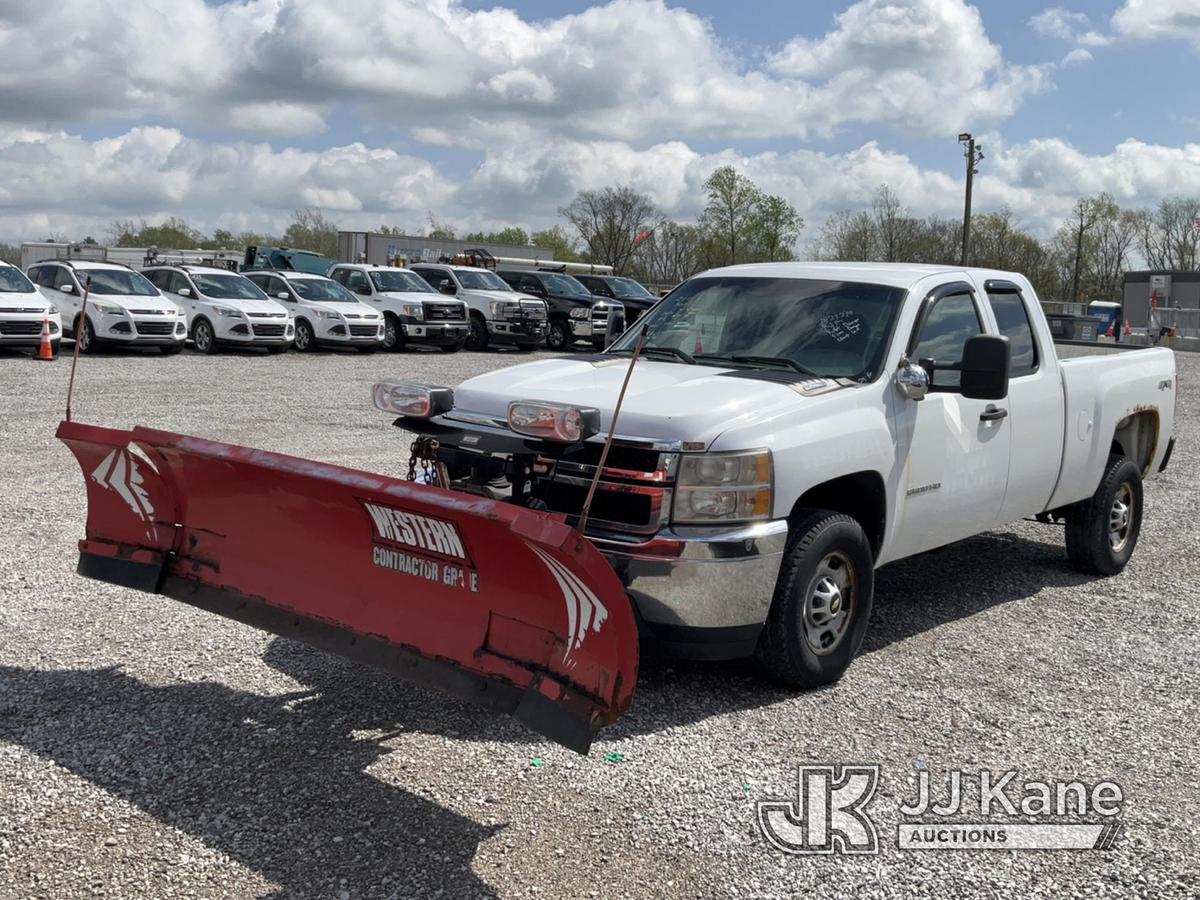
[35,317,56,361]
[1105,322,1114,338]
[1123,322,1132,336]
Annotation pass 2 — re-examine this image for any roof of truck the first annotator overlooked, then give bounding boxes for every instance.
[700,262,1019,290]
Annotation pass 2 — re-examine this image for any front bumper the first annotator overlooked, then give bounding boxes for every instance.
[402,321,468,346]
[591,520,789,658]
[217,318,294,345]
[489,318,547,346]
[0,315,60,345]
[321,320,386,345]
[95,314,187,344]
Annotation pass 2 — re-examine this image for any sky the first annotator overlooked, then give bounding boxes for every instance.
[0,0,1198,247]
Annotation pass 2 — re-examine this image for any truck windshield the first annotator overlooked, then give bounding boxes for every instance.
[457,270,511,291]
[290,278,357,303]
[0,267,35,292]
[193,273,268,301]
[608,276,903,382]
[607,277,653,300]
[370,270,433,293]
[540,274,590,297]
[79,269,160,297]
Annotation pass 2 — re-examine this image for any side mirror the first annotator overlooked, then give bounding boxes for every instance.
[355,284,371,296]
[59,283,75,293]
[438,281,456,295]
[178,287,191,297]
[276,292,291,300]
[525,285,546,297]
[894,359,929,401]
[959,334,1010,400]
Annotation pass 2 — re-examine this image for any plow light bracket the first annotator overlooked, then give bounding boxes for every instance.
[372,381,454,418]
[507,401,600,443]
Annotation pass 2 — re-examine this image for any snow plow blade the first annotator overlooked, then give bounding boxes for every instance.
[57,420,638,753]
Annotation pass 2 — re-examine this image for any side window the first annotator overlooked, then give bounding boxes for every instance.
[519,275,542,293]
[167,272,192,294]
[344,270,368,292]
[27,266,42,285]
[986,290,1038,376]
[53,267,76,291]
[595,281,614,298]
[329,268,348,286]
[910,292,982,389]
[144,270,165,289]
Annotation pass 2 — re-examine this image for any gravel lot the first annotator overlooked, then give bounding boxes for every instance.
[0,341,1196,899]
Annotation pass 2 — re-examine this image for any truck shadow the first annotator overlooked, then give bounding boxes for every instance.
[0,664,500,898]
[259,526,1102,745]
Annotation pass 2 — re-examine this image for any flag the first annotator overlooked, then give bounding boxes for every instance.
[632,230,651,246]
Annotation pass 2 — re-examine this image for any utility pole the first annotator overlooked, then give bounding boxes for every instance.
[959,133,983,266]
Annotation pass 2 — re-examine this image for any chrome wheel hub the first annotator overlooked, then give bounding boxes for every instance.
[1109,483,1134,552]
[802,551,855,655]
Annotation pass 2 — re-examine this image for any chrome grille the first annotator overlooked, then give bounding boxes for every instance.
[426,302,466,321]
[252,323,286,337]
[247,311,287,319]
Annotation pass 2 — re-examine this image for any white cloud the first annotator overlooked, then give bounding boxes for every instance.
[0,0,1049,141]
[1112,0,1200,48]
[1029,7,1111,47]
[1061,48,1094,65]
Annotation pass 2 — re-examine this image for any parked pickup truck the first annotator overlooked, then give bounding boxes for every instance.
[410,263,547,352]
[384,262,1177,688]
[496,269,623,351]
[328,263,469,353]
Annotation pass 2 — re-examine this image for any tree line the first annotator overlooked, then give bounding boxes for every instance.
[4,174,1198,300]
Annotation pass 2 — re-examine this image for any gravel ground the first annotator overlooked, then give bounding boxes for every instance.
[0,341,1196,899]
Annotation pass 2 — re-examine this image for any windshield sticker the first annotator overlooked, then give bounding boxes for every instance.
[820,311,863,343]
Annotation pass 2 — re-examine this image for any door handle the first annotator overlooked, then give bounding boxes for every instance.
[980,405,1008,422]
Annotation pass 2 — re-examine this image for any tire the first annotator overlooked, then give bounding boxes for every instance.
[192,318,218,355]
[75,315,99,354]
[382,313,405,352]
[293,318,316,352]
[754,510,874,689]
[160,342,184,356]
[465,313,489,351]
[1065,454,1143,575]
[546,319,571,351]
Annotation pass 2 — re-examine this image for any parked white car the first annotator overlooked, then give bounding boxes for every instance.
[0,261,61,352]
[26,260,186,354]
[244,269,384,353]
[328,263,469,353]
[142,264,293,354]
[409,263,547,351]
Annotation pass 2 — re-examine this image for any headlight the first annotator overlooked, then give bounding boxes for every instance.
[315,309,343,320]
[673,450,773,523]
[372,381,454,418]
[89,300,123,314]
[46,304,59,315]
[212,305,243,317]
[400,303,424,320]
[489,300,521,318]
[507,401,599,442]
[569,307,590,319]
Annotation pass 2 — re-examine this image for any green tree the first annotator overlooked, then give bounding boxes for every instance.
[461,226,531,246]
[699,165,762,266]
[531,225,581,262]
[283,208,339,257]
[747,194,803,262]
[426,213,456,241]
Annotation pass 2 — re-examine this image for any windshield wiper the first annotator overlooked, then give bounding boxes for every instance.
[695,353,820,377]
[611,345,695,364]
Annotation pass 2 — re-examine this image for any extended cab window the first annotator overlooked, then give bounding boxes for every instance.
[910,291,982,388]
[986,290,1038,376]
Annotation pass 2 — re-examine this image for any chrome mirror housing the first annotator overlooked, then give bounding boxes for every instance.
[895,358,929,401]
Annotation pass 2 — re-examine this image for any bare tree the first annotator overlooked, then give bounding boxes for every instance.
[871,185,918,262]
[1093,204,1139,299]
[1135,197,1200,271]
[560,186,658,273]
[812,209,876,261]
[632,220,704,284]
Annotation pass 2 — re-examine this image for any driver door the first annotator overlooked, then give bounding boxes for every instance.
[889,283,1011,560]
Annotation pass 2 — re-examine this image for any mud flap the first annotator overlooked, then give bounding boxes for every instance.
[57,421,638,752]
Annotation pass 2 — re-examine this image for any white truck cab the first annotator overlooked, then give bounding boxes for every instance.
[1,261,61,353]
[409,263,547,352]
[245,269,384,353]
[27,260,185,354]
[142,264,293,354]
[328,263,469,353]
[384,262,1177,688]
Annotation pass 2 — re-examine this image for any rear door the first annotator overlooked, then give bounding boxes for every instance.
[981,278,1065,522]
[890,281,1012,558]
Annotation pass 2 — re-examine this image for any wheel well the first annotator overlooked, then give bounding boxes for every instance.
[789,471,887,557]
[1110,410,1159,476]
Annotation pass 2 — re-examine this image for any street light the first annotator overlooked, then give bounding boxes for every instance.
[959,133,984,266]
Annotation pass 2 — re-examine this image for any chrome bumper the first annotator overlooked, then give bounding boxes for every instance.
[591,519,789,631]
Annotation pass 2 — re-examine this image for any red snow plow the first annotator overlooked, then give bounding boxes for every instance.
[57,420,638,752]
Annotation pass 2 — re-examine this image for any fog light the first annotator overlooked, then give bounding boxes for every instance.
[372,381,453,418]
[507,401,599,442]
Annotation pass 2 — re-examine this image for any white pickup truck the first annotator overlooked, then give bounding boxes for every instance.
[381,262,1177,688]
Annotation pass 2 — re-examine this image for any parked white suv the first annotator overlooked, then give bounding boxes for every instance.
[0,261,61,353]
[245,269,384,353]
[27,260,186,354]
[328,264,469,353]
[409,263,547,351]
[143,265,293,354]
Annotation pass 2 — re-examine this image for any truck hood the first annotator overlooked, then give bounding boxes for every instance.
[452,357,823,445]
[0,292,50,312]
[376,290,445,304]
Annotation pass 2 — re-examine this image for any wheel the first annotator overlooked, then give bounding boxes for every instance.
[1065,454,1143,575]
[356,345,379,354]
[382,313,405,352]
[191,318,218,355]
[465,313,489,351]
[160,342,184,355]
[546,319,571,351]
[754,510,874,689]
[293,318,315,352]
[75,315,99,354]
